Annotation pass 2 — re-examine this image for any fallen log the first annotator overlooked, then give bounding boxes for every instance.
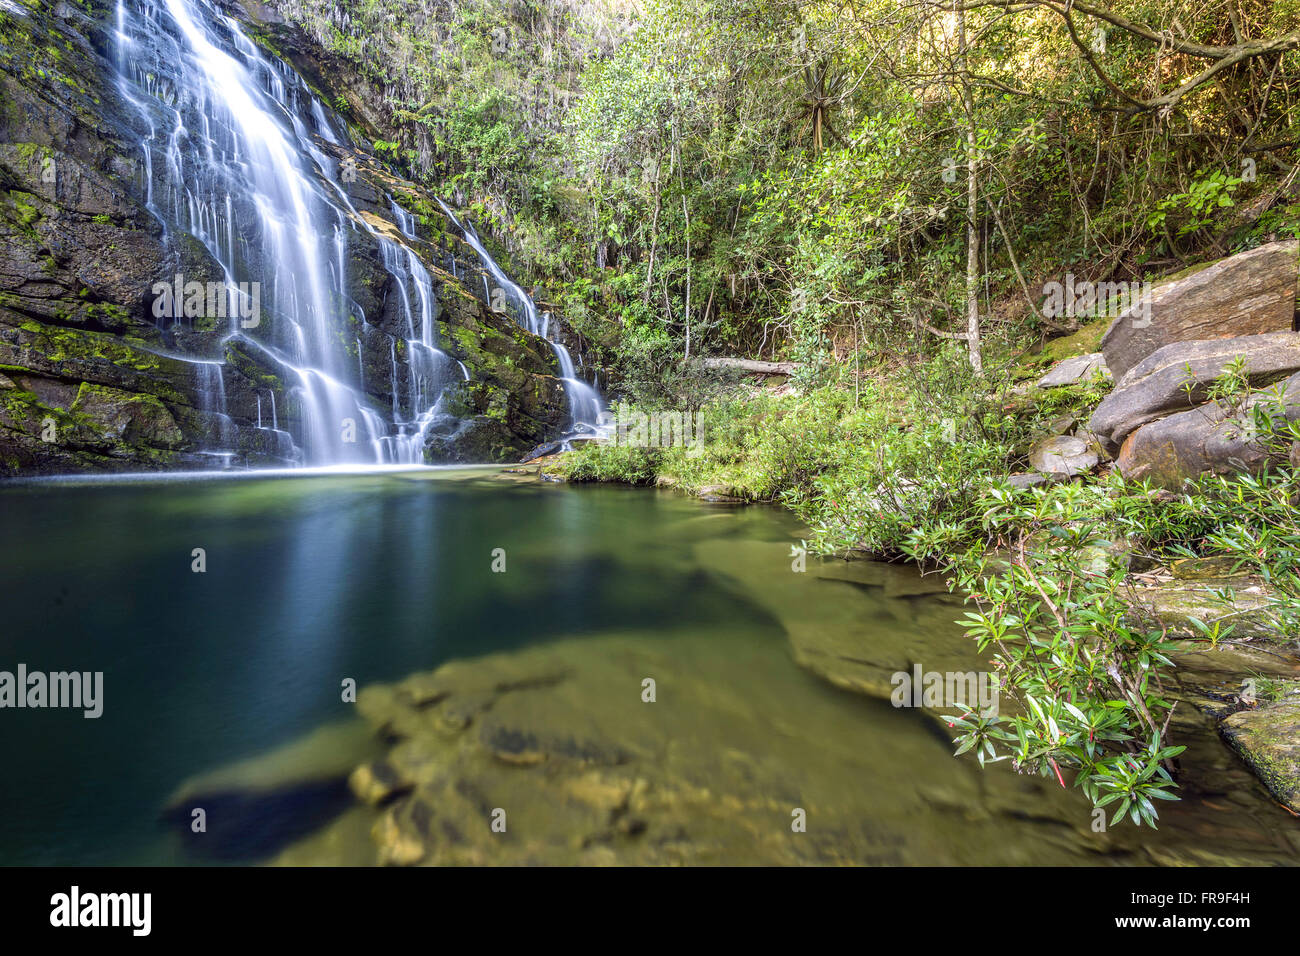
[702,357,797,376]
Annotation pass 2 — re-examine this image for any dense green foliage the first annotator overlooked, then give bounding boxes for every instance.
[271,0,1300,374]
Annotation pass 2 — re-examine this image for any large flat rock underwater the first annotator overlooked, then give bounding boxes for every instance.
[168,544,1300,866]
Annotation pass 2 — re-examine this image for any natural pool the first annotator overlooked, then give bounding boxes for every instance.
[0,467,1296,865]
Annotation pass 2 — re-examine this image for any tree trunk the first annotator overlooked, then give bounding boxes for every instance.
[957,2,983,374]
[683,193,692,362]
[643,155,661,306]
[679,150,692,362]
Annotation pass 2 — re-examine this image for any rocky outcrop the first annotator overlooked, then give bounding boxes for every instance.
[420,280,567,462]
[1155,613,1300,819]
[0,1,223,471]
[1099,241,1299,382]
[1113,561,1300,820]
[1089,332,1300,456]
[1128,562,1285,642]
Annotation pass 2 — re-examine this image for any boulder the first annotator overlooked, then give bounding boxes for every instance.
[1113,390,1299,488]
[1088,332,1300,454]
[1100,241,1299,381]
[1037,352,1110,388]
[1028,434,1098,476]
[1111,367,1300,486]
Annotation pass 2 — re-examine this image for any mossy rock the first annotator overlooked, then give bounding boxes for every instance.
[1221,699,1300,813]
[1129,582,1279,640]
[1020,317,1112,374]
[70,382,184,448]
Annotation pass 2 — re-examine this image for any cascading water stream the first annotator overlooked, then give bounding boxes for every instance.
[434,200,609,440]
[375,204,464,461]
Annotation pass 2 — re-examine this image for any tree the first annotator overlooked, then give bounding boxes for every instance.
[956,1,983,373]
[790,58,851,154]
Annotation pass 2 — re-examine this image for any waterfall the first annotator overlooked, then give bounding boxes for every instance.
[110,0,463,466]
[435,200,608,440]
[194,360,234,447]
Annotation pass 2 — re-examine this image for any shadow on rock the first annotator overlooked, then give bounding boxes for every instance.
[161,777,355,862]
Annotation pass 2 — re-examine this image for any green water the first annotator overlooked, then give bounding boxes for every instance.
[0,468,1295,865]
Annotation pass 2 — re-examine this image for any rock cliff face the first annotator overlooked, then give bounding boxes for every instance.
[0,0,570,474]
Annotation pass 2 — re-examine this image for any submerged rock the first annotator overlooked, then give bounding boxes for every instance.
[693,539,981,713]
[161,778,355,862]
[254,556,1300,866]
[271,626,1116,865]
[340,649,853,865]
[161,719,382,862]
[349,760,414,807]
